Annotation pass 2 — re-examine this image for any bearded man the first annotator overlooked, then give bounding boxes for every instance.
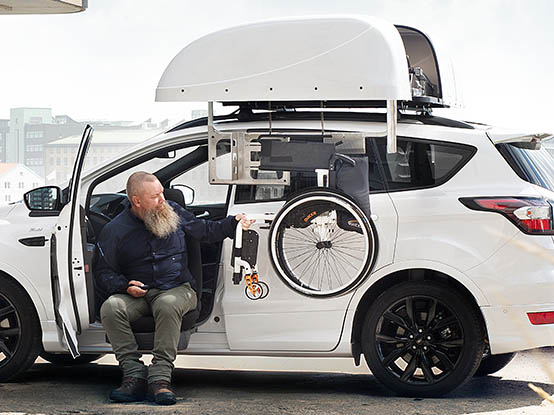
[94,171,253,405]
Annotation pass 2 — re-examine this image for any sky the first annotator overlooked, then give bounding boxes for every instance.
[0,0,553,132]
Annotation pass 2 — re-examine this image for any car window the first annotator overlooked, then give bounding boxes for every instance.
[374,137,476,191]
[497,142,554,192]
[171,152,231,206]
[235,137,384,204]
[91,147,197,196]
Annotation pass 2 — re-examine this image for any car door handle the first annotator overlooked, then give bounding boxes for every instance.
[19,236,47,247]
[195,211,209,218]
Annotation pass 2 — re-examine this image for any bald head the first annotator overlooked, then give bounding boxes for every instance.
[126,171,158,202]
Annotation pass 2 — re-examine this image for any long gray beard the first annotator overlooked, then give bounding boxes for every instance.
[143,201,180,239]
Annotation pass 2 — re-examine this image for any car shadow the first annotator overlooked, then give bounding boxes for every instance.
[1,361,550,414]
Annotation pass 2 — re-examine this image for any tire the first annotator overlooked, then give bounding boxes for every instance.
[269,189,377,297]
[0,275,42,382]
[361,281,484,397]
[474,352,516,377]
[40,352,104,366]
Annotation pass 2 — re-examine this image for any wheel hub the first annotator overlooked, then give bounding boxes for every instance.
[315,240,333,249]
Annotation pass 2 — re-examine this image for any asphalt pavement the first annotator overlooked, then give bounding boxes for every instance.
[1,349,553,415]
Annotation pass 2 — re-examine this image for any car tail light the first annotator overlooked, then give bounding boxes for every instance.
[459,197,554,235]
[528,311,554,325]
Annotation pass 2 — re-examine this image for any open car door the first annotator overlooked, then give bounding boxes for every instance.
[52,125,93,357]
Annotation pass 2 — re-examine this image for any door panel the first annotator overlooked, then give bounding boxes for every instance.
[53,125,93,357]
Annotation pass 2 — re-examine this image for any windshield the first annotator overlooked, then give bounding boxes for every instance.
[499,142,554,192]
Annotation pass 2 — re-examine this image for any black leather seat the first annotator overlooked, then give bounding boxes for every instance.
[129,188,202,350]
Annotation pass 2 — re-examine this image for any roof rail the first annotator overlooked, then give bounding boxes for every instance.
[167,109,474,134]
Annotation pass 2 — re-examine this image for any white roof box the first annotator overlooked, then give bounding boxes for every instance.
[156,16,412,103]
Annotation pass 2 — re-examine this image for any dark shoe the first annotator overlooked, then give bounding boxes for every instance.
[109,376,148,402]
[147,380,177,405]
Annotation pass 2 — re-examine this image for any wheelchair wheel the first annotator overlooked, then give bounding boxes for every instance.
[269,189,377,297]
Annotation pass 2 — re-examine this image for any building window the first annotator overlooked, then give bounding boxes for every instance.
[4,182,9,189]
[4,195,10,202]
[32,182,39,188]
[18,182,24,189]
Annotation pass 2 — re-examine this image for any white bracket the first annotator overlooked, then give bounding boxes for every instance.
[386,99,398,154]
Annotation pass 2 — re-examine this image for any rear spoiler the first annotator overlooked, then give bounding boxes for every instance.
[486,130,553,150]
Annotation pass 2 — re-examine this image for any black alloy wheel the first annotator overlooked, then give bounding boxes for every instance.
[0,292,21,370]
[362,281,484,397]
[0,275,42,381]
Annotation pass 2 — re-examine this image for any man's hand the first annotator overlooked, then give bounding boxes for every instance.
[127,280,147,298]
[235,213,256,231]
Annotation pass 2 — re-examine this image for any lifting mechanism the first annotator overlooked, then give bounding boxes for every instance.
[155,16,456,294]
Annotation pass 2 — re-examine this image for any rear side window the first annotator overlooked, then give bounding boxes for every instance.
[374,137,476,191]
[496,143,554,192]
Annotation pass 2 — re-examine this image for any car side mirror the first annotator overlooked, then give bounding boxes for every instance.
[171,184,195,206]
[23,186,62,211]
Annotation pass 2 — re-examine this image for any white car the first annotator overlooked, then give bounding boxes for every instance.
[1,16,553,397]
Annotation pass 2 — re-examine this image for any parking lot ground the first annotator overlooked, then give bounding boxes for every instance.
[0,349,553,415]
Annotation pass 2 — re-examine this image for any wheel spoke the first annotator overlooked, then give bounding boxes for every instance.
[0,327,20,338]
[435,338,463,349]
[0,340,13,358]
[286,247,315,264]
[400,354,418,381]
[426,299,437,328]
[420,352,435,383]
[383,311,411,331]
[429,346,455,370]
[376,333,407,344]
[405,297,415,327]
[431,316,457,332]
[382,345,410,367]
[0,305,15,319]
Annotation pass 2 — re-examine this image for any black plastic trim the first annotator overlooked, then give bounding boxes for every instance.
[18,236,47,247]
[169,110,475,134]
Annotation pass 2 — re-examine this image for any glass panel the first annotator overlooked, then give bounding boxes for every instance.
[375,137,475,191]
[25,187,60,210]
[171,151,230,206]
[508,144,554,192]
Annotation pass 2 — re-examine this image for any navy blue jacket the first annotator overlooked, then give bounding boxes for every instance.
[94,200,237,297]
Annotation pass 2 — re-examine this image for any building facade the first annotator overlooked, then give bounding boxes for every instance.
[44,127,162,184]
[6,108,52,168]
[0,163,44,205]
[0,119,8,163]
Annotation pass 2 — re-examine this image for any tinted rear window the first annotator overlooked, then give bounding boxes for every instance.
[497,143,554,192]
[374,137,476,191]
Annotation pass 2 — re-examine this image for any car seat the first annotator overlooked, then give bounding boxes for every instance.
[127,187,203,350]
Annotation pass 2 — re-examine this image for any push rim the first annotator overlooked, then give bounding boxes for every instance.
[374,294,465,385]
[0,293,22,369]
[270,194,374,296]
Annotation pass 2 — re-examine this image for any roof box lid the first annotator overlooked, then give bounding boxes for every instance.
[155,16,412,103]
[397,25,458,108]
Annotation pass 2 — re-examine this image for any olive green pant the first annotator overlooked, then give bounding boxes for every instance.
[100,283,197,383]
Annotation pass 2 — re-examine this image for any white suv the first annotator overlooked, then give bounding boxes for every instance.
[0,16,553,397]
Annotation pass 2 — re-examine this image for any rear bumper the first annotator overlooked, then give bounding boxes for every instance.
[482,304,554,354]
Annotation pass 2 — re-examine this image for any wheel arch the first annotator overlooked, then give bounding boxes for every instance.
[0,264,48,323]
[349,264,488,365]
